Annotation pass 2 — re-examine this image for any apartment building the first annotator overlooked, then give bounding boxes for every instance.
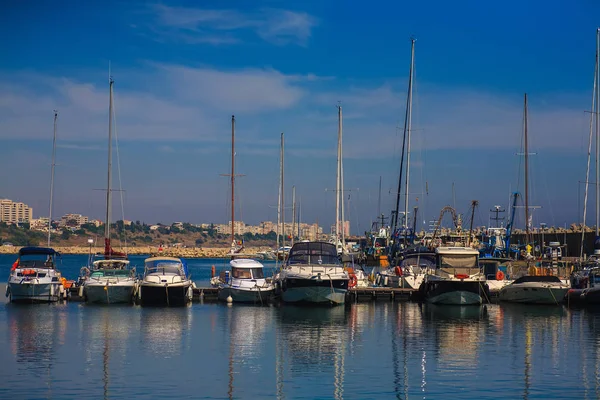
[59,213,89,228]
[0,199,33,224]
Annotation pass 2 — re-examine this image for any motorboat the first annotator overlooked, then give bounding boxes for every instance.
[82,258,137,304]
[214,258,275,304]
[479,257,513,295]
[277,241,349,305]
[379,246,435,289]
[499,275,569,305]
[419,246,489,305]
[6,246,67,303]
[138,256,194,306]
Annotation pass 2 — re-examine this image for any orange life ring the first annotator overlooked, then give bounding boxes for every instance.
[394,266,403,277]
[496,270,505,280]
[348,274,358,288]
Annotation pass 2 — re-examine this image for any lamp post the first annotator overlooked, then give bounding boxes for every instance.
[87,238,94,267]
[540,223,547,259]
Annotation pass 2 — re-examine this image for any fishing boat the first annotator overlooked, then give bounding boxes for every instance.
[216,258,275,304]
[277,241,349,305]
[6,246,67,303]
[81,77,136,304]
[138,256,193,306]
[419,246,489,305]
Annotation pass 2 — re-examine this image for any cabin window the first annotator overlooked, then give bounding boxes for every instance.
[440,255,477,268]
[250,268,264,279]
[232,268,252,279]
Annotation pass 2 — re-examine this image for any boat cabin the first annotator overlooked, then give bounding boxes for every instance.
[144,257,188,277]
[435,246,480,278]
[229,259,265,279]
[14,247,59,269]
[287,241,340,266]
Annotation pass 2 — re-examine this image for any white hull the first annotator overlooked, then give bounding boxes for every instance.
[427,290,482,305]
[84,281,135,304]
[487,280,512,295]
[280,286,347,305]
[7,282,62,303]
[499,285,569,304]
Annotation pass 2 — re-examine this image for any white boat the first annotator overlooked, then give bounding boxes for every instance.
[6,247,67,303]
[277,241,349,305]
[499,275,569,305]
[419,246,489,305]
[216,258,275,304]
[138,257,194,306]
[83,259,137,304]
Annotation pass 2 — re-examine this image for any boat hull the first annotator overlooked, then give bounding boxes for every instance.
[7,282,61,303]
[499,285,569,304]
[421,280,487,305]
[280,278,347,305]
[218,286,275,304]
[84,282,135,304]
[139,283,192,306]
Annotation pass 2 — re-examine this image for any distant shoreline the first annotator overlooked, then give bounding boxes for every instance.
[0,246,271,259]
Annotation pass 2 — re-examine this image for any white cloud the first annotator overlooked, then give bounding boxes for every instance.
[149,5,317,46]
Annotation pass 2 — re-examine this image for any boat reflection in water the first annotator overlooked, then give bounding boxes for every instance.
[140,304,193,357]
[275,305,348,399]
[223,305,274,399]
[5,303,68,398]
[421,304,487,371]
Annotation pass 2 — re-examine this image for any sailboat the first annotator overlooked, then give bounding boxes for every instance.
[277,110,349,305]
[82,77,137,304]
[6,111,67,303]
[499,94,569,305]
[213,115,275,303]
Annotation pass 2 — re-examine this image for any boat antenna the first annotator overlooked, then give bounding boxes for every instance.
[48,110,58,247]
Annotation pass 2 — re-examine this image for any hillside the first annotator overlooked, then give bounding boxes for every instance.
[0,221,278,249]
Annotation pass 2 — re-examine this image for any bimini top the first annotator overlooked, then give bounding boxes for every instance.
[435,246,479,256]
[144,256,188,277]
[229,258,264,269]
[19,246,59,256]
[287,241,339,266]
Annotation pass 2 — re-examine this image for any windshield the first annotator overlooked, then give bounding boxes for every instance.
[287,242,339,265]
[17,255,56,269]
[91,269,132,278]
[145,260,182,275]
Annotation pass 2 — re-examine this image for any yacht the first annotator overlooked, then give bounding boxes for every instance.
[215,258,275,304]
[277,241,349,305]
[82,258,137,304]
[499,275,569,305]
[138,256,194,306]
[6,246,67,303]
[419,246,489,305]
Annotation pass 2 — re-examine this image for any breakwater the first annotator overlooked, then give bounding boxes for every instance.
[0,245,271,258]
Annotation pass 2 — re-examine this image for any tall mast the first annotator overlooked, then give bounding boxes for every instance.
[596,28,600,241]
[339,105,346,247]
[377,176,382,219]
[48,110,58,247]
[524,93,530,247]
[104,78,114,258]
[403,38,415,229]
[291,186,296,246]
[276,134,282,257]
[392,38,415,234]
[280,133,285,249]
[336,105,341,242]
[231,115,235,248]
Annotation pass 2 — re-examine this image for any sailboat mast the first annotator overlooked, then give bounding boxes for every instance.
[104,78,114,258]
[281,133,285,249]
[377,176,382,218]
[596,28,600,240]
[48,110,58,247]
[340,106,346,247]
[336,105,341,242]
[276,134,282,255]
[291,186,296,246]
[403,38,415,228]
[524,93,530,247]
[231,115,235,247]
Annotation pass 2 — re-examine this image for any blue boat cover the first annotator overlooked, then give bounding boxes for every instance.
[18,246,58,256]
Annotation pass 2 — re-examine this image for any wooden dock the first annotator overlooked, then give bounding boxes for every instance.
[69,286,417,303]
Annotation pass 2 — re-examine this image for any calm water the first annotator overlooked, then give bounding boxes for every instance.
[1,254,600,399]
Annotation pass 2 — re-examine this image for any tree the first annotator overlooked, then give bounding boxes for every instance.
[61,230,71,240]
[195,237,204,246]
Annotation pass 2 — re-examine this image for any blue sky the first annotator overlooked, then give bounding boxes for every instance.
[1,0,599,234]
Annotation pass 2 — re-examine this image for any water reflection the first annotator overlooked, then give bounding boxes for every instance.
[422,304,487,370]
[276,305,348,400]
[140,305,193,357]
[5,303,68,398]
